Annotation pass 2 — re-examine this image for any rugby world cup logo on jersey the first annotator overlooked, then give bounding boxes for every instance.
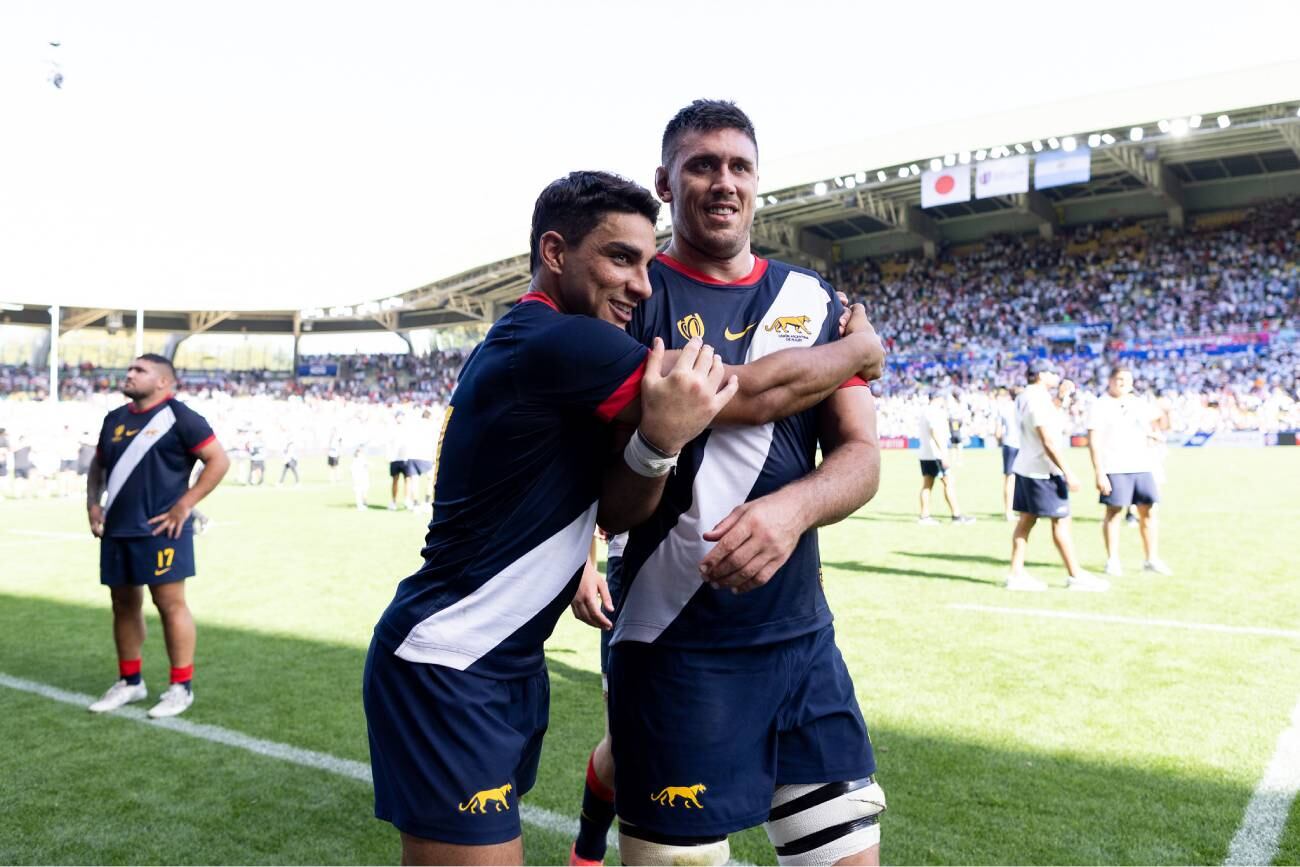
[764,314,813,342]
[459,782,512,813]
[677,313,705,341]
[650,783,706,808]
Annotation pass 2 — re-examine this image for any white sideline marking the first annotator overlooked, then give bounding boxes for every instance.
[949,605,1300,640]
[0,672,605,851]
[1225,694,1300,866]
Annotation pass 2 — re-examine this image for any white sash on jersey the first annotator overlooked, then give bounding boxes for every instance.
[103,406,177,515]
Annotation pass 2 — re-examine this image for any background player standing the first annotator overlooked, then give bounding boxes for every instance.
[85,354,229,718]
[917,393,975,525]
[1087,366,1173,577]
[994,387,1021,521]
[1006,360,1107,593]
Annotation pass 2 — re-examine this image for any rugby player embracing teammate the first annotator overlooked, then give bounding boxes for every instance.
[363,170,883,866]
[587,100,887,867]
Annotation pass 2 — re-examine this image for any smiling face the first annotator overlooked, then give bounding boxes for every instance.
[657,127,758,263]
[1109,369,1134,398]
[546,211,657,328]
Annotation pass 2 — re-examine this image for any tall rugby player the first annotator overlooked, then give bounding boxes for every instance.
[86,354,229,719]
[363,171,883,866]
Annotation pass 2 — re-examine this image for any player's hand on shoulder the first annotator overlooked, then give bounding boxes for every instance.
[699,493,804,595]
[638,337,739,455]
[87,503,104,538]
[570,561,613,630]
[841,304,886,382]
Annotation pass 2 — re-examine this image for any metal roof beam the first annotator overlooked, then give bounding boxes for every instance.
[1278,122,1300,162]
[58,307,112,335]
[1010,191,1060,239]
[1106,145,1186,226]
[850,191,941,258]
[187,310,235,335]
[750,220,824,271]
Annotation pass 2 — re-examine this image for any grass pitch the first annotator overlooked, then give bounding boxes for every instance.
[1,447,1298,865]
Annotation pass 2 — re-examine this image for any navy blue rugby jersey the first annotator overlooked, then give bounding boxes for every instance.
[375,292,648,679]
[96,396,215,538]
[611,253,864,650]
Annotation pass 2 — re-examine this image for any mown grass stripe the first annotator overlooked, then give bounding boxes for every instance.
[949,604,1300,640]
[0,671,601,851]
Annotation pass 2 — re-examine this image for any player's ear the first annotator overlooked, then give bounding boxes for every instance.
[654,166,671,203]
[538,230,567,276]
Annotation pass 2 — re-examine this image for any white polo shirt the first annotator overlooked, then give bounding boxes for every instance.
[1012,386,1065,479]
[917,405,947,461]
[1088,393,1155,475]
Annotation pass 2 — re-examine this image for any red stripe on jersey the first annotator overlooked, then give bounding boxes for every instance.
[128,393,174,414]
[118,658,142,677]
[838,375,868,389]
[188,434,216,454]
[170,664,194,684]
[655,252,768,286]
[594,353,648,423]
[517,291,560,311]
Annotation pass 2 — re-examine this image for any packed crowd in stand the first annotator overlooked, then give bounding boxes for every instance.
[3,203,1297,494]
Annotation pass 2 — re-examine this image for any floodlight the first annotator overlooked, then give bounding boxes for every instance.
[975,149,987,161]
[855,171,867,184]
[910,163,921,175]
[958,151,971,164]
[834,177,844,188]
[814,181,828,195]
[1129,127,1144,141]
[1048,137,1060,149]
[1032,140,1043,152]
[767,195,778,204]
[897,167,909,178]
[1088,133,1101,147]
[1014,143,1026,154]
[1157,119,1171,133]
[1062,136,1077,152]
[1170,118,1189,137]
[845,176,856,189]
[944,153,956,166]
[1218,114,1231,128]
[1189,115,1202,129]
[876,170,887,182]
[930,158,943,172]
[1101,133,1116,145]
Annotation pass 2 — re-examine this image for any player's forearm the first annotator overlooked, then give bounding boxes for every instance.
[715,333,874,426]
[1087,436,1103,478]
[179,452,229,509]
[1039,434,1071,478]
[598,461,669,534]
[773,440,880,532]
[86,456,105,507]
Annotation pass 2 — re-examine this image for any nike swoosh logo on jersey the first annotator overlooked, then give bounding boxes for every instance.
[153,567,171,576]
[724,323,757,341]
[126,429,140,436]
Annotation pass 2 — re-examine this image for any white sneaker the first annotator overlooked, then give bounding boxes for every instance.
[1143,559,1174,576]
[1067,571,1111,592]
[88,679,147,713]
[147,683,194,719]
[387,502,398,511]
[1005,573,1047,592]
[1104,560,1124,577]
[918,516,940,526]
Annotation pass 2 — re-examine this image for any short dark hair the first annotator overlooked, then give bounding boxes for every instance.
[138,353,177,383]
[528,171,660,274]
[661,99,758,167]
[1110,365,1132,379]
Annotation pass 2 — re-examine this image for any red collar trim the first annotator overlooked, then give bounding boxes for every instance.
[517,291,560,312]
[128,393,173,414]
[656,252,768,287]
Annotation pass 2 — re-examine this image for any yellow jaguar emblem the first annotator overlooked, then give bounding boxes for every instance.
[459,783,512,814]
[677,313,705,340]
[651,783,706,809]
[765,315,812,335]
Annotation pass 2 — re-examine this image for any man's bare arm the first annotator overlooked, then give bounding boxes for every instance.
[148,439,231,538]
[86,453,106,537]
[1037,425,1079,491]
[698,387,880,593]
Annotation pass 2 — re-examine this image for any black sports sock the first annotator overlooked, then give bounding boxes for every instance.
[574,755,615,862]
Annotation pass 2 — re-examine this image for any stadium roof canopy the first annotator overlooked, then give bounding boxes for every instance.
[6,62,1300,341]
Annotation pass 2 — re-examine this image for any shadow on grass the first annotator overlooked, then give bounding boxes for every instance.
[824,560,998,586]
[896,550,1058,570]
[0,592,1253,865]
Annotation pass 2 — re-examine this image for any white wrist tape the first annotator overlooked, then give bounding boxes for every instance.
[623,429,678,478]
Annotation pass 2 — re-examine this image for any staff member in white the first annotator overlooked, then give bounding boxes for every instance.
[1087,366,1173,577]
[994,387,1021,521]
[1007,360,1108,592]
[917,393,975,525]
[85,355,229,718]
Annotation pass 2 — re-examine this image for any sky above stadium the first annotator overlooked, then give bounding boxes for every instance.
[3,0,1300,312]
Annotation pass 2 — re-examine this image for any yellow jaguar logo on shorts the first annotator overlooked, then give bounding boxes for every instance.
[651,783,706,809]
[765,314,813,335]
[459,782,512,814]
[676,313,704,341]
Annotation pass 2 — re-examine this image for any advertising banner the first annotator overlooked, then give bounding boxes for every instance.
[975,155,1029,199]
